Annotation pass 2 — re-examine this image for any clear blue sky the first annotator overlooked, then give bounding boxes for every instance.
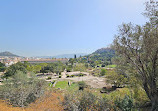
[0,0,148,57]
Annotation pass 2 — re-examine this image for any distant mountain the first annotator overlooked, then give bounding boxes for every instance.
[53,53,87,59]
[0,51,19,57]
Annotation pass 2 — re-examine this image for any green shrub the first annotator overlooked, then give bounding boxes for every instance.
[67,68,71,72]
[47,76,52,80]
[0,71,46,107]
[63,91,109,111]
[79,74,84,77]
[101,64,105,67]
[78,81,86,90]
[59,75,62,78]
[66,75,70,78]
[114,95,134,111]
[70,75,74,77]
[100,69,106,76]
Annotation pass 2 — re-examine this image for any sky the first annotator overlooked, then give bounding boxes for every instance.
[0,0,148,57]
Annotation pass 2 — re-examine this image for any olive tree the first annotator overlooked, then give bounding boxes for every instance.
[0,71,46,107]
[113,0,158,110]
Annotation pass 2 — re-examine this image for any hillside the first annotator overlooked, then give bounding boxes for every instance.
[81,48,115,66]
[92,48,115,59]
[93,48,115,55]
[0,51,19,57]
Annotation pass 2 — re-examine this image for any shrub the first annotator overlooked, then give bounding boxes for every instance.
[0,71,46,107]
[70,75,74,77]
[59,75,61,78]
[0,67,6,72]
[100,69,106,76]
[106,70,128,87]
[101,64,105,67]
[114,95,134,111]
[78,81,86,90]
[66,68,71,72]
[47,77,52,80]
[63,91,109,111]
[66,75,69,78]
[79,74,84,77]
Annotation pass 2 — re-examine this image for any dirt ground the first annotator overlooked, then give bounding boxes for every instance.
[39,71,110,89]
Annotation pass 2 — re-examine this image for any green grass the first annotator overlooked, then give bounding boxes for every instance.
[67,82,78,91]
[54,81,79,91]
[55,81,68,89]
[105,65,116,68]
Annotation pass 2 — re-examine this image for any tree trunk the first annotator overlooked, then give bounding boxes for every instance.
[151,94,158,111]
[143,81,158,111]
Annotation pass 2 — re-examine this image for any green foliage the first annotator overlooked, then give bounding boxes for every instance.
[66,67,72,72]
[114,95,134,111]
[66,75,70,78]
[0,62,5,67]
[47,76,52,80]
[63,90,109,111]
[26,63,44,73]
[76,48,115,68]
[103,88,132,102]
[0,62,6,72]
[105,65,116,68]
[79,73,84,77]
[66,82,78,91]
[74,54,77,59]
[133,87,149,107]
[69,58,74,66]
[78,81,87,90]
[112,1,158,110]
[4,62,27,78]
[106,70,128,87]
[55,81,68,89]
[40,62,65,74]
[70,75,74,77]
[73,63,87,72]
[101,64,105,67]
[59,75,61,78]
[90,68,101,76]
[0,71,46,107]
[100,69,106,76]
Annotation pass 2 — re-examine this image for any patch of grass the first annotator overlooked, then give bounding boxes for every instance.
[67,82,78,91]
[55,81,68,89]
[105,65,116,68]
[54,81,78,91]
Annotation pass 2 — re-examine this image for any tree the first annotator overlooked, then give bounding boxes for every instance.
[0,71,46,107]
[106,70,128,88]
[0,62,6,72]
[69,58,74,66]
[74,54,77,59]
[4,62,27,78]
[100,69,106,76]
[73,63,87,72]
[113,1,158,110]
[78,81,87,90]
